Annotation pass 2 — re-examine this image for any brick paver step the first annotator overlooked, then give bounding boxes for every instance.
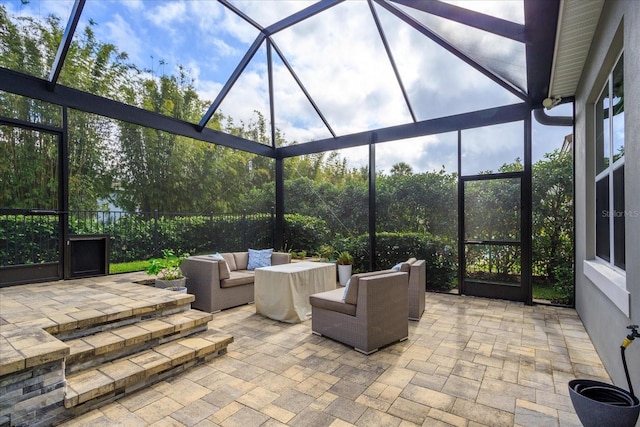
[64,330,233,408]
[42,290,196,338]
[65,309,213,366]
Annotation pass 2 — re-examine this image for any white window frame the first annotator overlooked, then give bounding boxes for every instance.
[585,51,628,316]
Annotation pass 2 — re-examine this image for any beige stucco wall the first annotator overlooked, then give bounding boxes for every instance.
[574,0,639,392]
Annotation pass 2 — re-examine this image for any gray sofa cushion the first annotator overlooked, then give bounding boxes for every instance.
[221,271,254,288]
[310,288,356,316]
[218,260,230,280]
[222,253,237,271]
[233,252,249,270]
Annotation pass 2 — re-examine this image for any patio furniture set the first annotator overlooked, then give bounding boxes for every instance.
[180,251,426,354]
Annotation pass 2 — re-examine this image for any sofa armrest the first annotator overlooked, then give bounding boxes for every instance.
[181,257,222,289]
[271,252,291,265]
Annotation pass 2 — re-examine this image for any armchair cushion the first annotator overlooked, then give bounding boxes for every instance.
[310,288,356,316]
[344,270,393,305]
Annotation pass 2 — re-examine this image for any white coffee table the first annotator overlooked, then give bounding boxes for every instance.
[254,261,336,323]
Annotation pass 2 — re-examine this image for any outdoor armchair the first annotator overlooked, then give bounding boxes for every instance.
[309,271,409,354]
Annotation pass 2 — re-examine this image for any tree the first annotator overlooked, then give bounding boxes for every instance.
[0,6,120,210]
[114,72,216,212]
[532,149,573,280]
[377,167,457,239]
[390,162,413,176]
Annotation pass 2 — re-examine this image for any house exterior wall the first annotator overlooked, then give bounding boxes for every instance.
[574,0,639,392]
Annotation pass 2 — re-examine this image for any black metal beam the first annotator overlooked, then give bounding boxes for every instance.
[274,157,285,250]
[267,40,276,148]
[368,0,416,122]
[48,0,86,90]
[375,0,527,102]
[524,0,560,107]
[278,103,530,158]
[0,67,275,157]
[368,136,377,271]
[0,116,62,133]
[522,115,533,305]
[264,0,344,36]
[198,33,266,130]
[457,130,464,295]
[389,0,526,43]
[270,40,336,138]
[60,107,70,279]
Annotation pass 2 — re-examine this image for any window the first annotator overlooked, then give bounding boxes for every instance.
[594,53,625,271]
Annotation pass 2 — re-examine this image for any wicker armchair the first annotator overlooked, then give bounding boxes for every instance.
[309,271,409,354]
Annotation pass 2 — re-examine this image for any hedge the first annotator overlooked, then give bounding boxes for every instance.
[333,232,457,291]
[2,214,456,291]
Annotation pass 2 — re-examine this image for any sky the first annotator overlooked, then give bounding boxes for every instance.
[3,0,573,174]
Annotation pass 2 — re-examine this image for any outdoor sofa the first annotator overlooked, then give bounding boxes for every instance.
[309,270,409,354]
[181,251,291,312]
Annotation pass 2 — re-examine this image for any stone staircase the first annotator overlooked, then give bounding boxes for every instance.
[1,282,233,427]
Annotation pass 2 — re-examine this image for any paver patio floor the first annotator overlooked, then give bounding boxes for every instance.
[53,286,607,426]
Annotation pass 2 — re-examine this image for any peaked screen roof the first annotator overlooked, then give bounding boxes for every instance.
[0,0,559,156]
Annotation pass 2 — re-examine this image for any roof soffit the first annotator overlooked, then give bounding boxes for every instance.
[548,0,605,99]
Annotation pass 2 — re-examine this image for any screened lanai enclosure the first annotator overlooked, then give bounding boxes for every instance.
[0,0,575,305]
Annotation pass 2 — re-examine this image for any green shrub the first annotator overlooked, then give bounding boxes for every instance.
[0,215,59,265]
[283,213,330,253]
[551,262,574,305]
[332,232,457,291]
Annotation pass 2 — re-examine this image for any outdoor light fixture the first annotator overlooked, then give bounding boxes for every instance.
[543,96,562,110]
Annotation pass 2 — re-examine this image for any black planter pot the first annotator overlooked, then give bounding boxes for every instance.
[568,379,640,427]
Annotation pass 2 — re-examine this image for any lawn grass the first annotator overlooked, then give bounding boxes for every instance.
[532,282,564,302]
[109,260,147,274]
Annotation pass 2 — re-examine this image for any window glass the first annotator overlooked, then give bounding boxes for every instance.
[595,89,609,175]
[595,176,609,261]
[612,56,624,164]
[594,53,624,270]
[613,165,625,270]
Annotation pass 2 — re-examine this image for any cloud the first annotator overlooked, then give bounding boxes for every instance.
[217,5,260,44]
[118,0,143,12]
[187,0,534,174]
[268,2,413,135]
[210,37,241,58]
[445,0,524,24]
[101,14,143,65]
[5,0,569,173]
[146,1,187,27]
